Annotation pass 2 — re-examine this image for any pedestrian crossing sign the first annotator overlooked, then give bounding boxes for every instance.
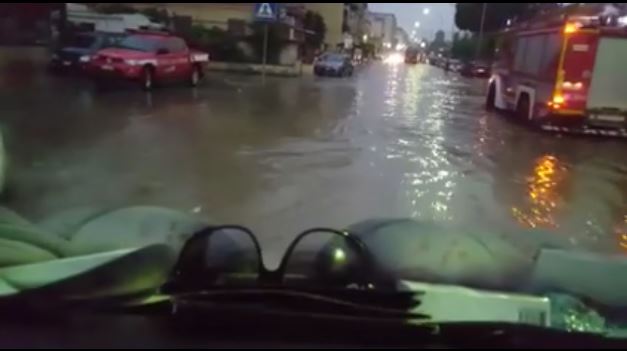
[254,3,278,22]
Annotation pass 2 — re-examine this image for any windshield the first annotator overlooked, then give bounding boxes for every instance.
[320,54,345,62]
[115,35,160,52]
[3,2,627,342]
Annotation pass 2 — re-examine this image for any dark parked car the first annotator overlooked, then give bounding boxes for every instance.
[460,61,491,78]
[50,32,125,72]
[314,53,353,77]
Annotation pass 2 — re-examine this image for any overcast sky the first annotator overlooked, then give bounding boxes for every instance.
[369,3,456,41]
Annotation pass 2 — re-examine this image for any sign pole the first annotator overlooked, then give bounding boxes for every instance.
[254,3,277,83]
[262,22,269,83]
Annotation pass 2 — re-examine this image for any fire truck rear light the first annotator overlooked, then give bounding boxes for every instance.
[564,22,580,34]
[548,94,567,110]
[562,81,584,90]
[552,95,565,104]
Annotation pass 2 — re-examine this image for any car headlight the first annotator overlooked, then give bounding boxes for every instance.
[125,59,140,66]
[79,55,91,63]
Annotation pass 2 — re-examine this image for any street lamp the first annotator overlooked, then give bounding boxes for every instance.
[414,21,420,28]
[362,34,368,42]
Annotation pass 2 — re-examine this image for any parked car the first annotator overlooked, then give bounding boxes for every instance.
[449,59,462,73]
[460,61,491,78]
[86,31,209,91]
[314,53,354,77]
[49,32,125,73]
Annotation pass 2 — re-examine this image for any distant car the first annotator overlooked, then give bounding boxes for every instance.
[449,59,462,72]
[49,32,125,72]
[404,48,419,64]
[314,53,354,77]
[86,31,209,91]
[461,61,491,78]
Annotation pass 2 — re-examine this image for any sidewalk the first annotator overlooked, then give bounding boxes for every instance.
[207,61,307,77]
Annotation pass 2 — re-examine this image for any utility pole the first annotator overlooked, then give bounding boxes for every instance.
[475,3,487,60]
[262,23,269,83]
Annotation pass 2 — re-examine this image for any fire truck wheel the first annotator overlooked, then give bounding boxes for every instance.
[516,95,530,121]
[486,83,496,111]
[141,66,154,91]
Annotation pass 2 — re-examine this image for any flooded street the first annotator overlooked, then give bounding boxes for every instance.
[1,54,626,264]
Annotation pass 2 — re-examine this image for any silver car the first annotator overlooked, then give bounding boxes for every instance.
[314,53,354,77]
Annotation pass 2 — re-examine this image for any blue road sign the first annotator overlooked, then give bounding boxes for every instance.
[254,3,278,22]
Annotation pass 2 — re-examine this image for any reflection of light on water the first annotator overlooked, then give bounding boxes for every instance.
[512,155,567,229]
[383,66,399,118]
[474,113,490,157]
[617,215,627,252]
[398,70,455,221]
[401,67,424,119]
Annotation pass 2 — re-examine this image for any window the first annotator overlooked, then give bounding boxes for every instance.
[166,38,187,53]
[514,37,528,72]
[514,34,550,76]
[102,34,124,48]
[540,33,561,77]
[116,35,160,52]
[523,35,545,76]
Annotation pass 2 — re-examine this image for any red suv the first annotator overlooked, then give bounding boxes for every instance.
[87,31,209,91]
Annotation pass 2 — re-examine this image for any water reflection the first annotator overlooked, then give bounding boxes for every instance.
[618,215,627,252]
[3,58,627,258]
[511,155,567,229]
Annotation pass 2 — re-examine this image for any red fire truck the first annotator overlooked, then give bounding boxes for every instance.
[486,7,627,136]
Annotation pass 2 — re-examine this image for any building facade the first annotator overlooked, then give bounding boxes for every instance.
[368,12,397,50]
[342,3,368,48]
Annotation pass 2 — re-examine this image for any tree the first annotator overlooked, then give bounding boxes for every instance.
[451,33,475,60]
[434,30,445,44]
[303,11,326,50]
[454,3,539,33]
[429,30,447,52]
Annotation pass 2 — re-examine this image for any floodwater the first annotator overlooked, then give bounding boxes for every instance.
[1,49,626,265]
